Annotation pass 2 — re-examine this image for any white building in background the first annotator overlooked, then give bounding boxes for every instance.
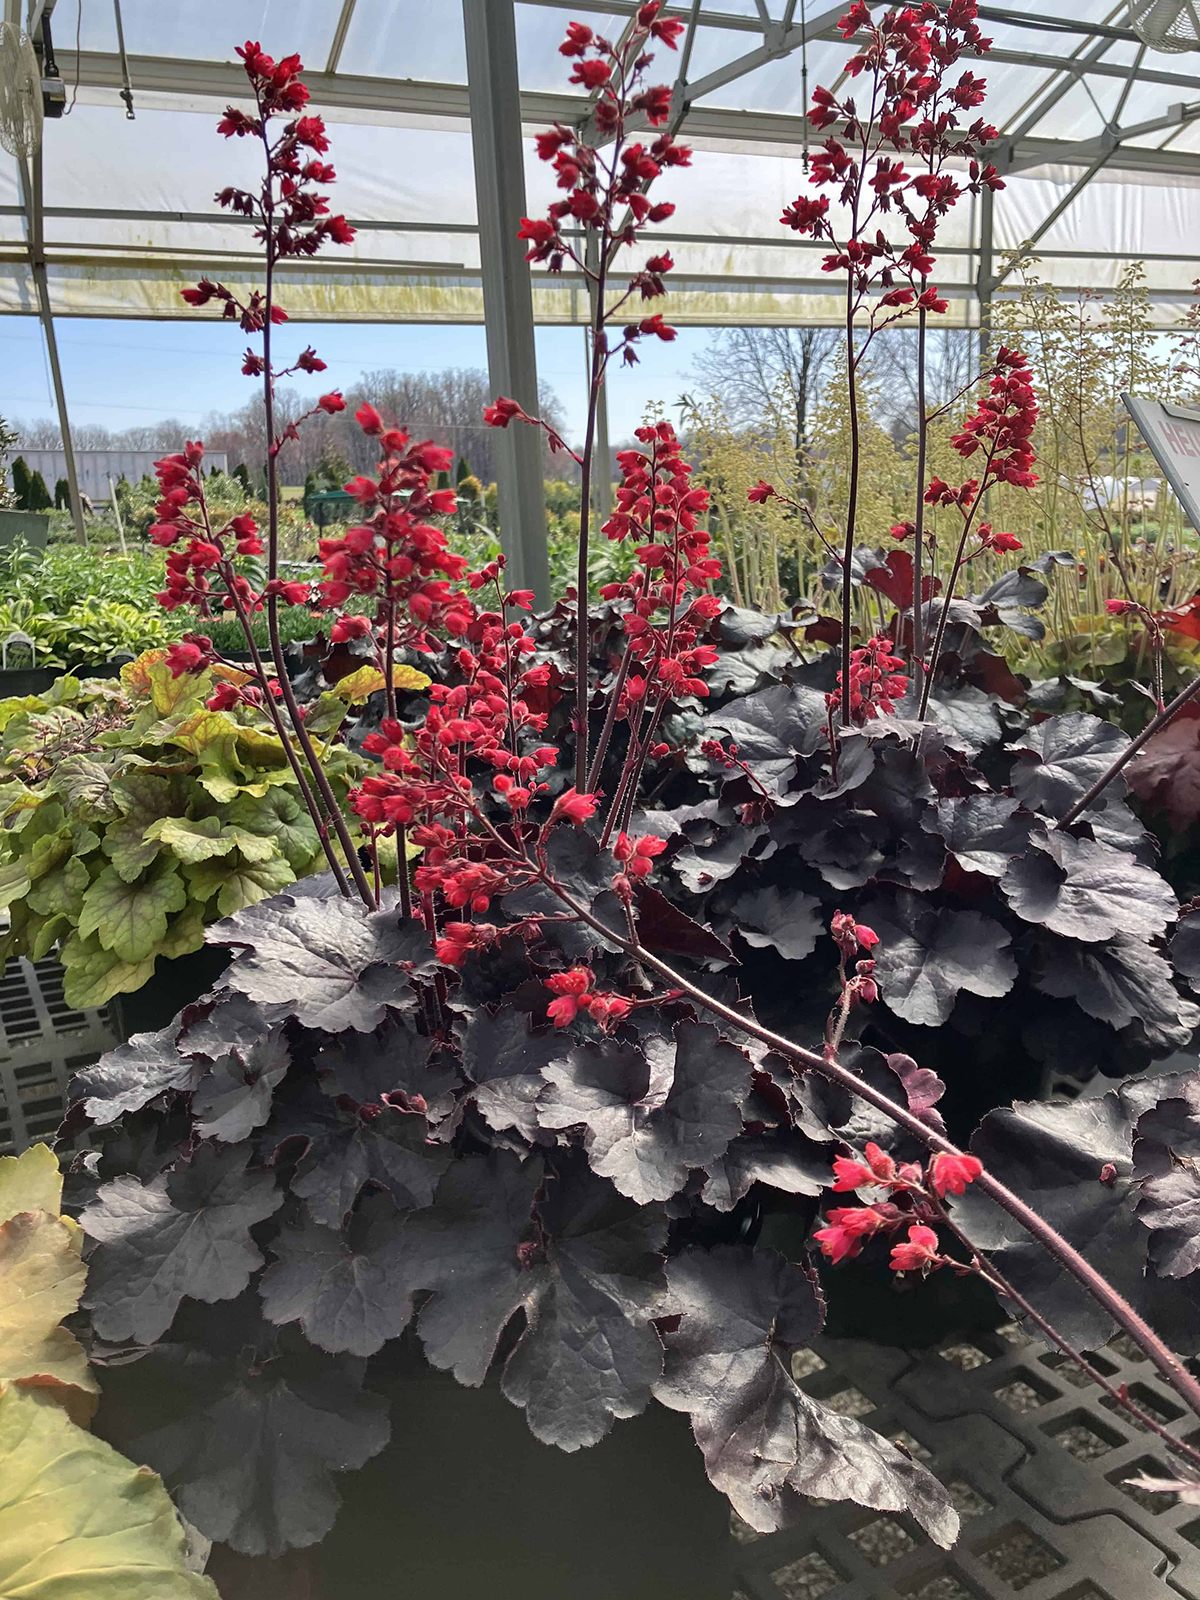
[0,450,229,504]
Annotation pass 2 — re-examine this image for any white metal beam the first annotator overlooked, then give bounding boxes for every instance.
[461,0,550,603]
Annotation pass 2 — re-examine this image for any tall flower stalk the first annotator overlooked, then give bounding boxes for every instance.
[486,2,691,788]
[777,0,1002,717]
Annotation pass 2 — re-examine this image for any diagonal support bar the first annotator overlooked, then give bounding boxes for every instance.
[462,0,550,604]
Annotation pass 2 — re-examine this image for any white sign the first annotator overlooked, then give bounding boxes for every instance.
[1122,393,1200,531]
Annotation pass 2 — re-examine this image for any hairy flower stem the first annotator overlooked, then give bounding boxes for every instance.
[917,435,1000,720]
[225,569,354,898]
[533,872,1200,1424]
[840,284,860,729]
[255,113,376,910]
[587,645,634,797]
[575,259,609,793]
[922,1189,1200,1472]
[1056,666,1200,828]
[911,304,928,689]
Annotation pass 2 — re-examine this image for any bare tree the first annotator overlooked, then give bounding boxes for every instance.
[866,326,976,447]
[14,368,571,489]
[689,327,840,472]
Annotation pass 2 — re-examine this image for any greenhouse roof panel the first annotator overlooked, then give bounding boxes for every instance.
[0,0,1195,330]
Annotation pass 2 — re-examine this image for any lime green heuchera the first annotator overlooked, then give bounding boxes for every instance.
[0,650,377,1008]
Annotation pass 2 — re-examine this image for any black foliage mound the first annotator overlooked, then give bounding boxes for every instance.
[671,659,1200,1130]
[69,616,1200,1562]
[73,873,965,1559]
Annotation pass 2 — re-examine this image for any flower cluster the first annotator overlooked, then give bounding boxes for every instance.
[780,0,1001,319]
[826,635,908,725]
[597,422,722,769]
[543,967,634,1030]
[946,346,1038,490]
[514,4,690,366]
[814,1141,982,1270]
[316,404,466,652]
[211,42,355,261]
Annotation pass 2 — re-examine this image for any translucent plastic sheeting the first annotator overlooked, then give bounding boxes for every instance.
[1,0,1198,327]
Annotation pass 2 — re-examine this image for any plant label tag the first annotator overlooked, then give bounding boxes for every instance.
[1123,392,1200,530]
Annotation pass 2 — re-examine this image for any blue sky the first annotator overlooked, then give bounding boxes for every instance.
[0,317,715,449]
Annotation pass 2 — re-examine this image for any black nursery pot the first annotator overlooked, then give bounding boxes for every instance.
[108,945,232,1040]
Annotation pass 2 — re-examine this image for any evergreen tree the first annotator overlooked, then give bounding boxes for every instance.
[53,478,70,510]
[435,470,451,491]
[233,463,253,497]
[10,456,31,511]
[456,456,473,485]
[28,471,52,511]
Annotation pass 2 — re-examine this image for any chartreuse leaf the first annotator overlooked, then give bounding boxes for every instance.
[27,854,89,917]
[227,788,320,871]
[0,1210,96,1423]
[184,853,295,917]
[0,859,30,910]
[0,1386,218,1599]
[146,815,236,865]
[0,1142,62,1221]
[30,913,71,961]
[158,902,208,960]
[334,663,432,704]
[121,647,168,693]
[0,695,44,734]
[79,861,188,964]
[48,754,121,821]
[148,659,206,718]
[59,931,155,1010]
[0,1146,96,1424]
[103,818,163,882]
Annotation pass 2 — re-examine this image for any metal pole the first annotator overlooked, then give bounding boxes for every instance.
[977,182,995,372]
[583,233,613,524]
[20,152,86,543]
[462,0,550,604]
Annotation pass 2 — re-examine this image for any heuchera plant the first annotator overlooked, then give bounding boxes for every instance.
[67,7,1200,1563]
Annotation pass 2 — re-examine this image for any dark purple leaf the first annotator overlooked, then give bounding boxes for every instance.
[634,883,734,962]
[193,1023,291,1143]
[210,893,431,1032]
[537,1020,748,1204]
[1033,933,1200,1049]
[501,827,623,959]
[671,824,768,895]
[1010,713,1129,817]
[1138,1167,1200,1279]
[131,1340,389,1557]
[1001,833,1177,943]
[80,1142,282,1342]
[654,1246,957,1544]
[922,794,1035,878]
[70,1024,203,1125]
[259,1190,415,1355]
[858,891,1017,1026]
[963,1082,1199,1351]
[460,1008,568,1140]
[700,1131,831,1211]
[317,1013,460,1120]
[399,1150,543,1387]
[728,885,823,962]
[500,1161,667,1449]
[292,1101,450,1227]
[1170,907,1200,994]
[705,683,828,797]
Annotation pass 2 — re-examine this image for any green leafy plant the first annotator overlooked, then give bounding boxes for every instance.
[0,655,367,1007]
[0,1142,217,1598]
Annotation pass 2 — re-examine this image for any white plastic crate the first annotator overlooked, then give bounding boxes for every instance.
[0,956,119,1154]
